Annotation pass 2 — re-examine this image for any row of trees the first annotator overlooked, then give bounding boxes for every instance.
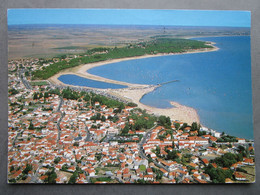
[91,92,125,110]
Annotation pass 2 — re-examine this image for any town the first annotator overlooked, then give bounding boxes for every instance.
[8,57,255,184]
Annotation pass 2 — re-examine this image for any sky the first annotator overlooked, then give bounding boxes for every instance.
[8,9,251,27]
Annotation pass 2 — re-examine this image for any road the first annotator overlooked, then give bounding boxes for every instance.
[138,124,170,172]
[85,126,91,142]
[19,70,32,90]
[56,96,65,145]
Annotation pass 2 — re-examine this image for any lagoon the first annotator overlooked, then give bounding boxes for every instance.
[58,74,127,89]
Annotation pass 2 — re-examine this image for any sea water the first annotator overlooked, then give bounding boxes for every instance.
[87,36,253,139]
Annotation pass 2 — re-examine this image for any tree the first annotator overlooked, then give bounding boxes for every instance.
[68,171,78,184]
[181,123,188,130]
[212,143,217,148]
[237,145,245,153]
[112,116,119,123]
[33,92,38,100]
[44,92,49,99]
[54,157,61,164]
[127,102,137,107]
[45,168,57,183]
[10,165,15,172]
[204,164,233,183]
[213,153,237,168]
[28,121,34,130]
[39,93,43,99]
[61,164,69,171]
[122,123,130,135]
[95,153,102,161]
[148,156,153,163]
[96,113,101,120]
[158,115,171,128]
[174,123,180,130]
[22,164,32,175]
[155,146,161,156]
[198,130,206,136]
[191,122,200,131]
[154,169,163,180]
[101,115,106,122]
[166,150,179,161]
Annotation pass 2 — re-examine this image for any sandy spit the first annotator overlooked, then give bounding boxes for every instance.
[48,45,218,124]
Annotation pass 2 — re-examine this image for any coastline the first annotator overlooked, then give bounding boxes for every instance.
[108,87,200,125]
[48,43,218,124]
[49,43,218,88]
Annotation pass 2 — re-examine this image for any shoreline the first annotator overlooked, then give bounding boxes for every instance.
[108,86,200,125]
[49,43,218,88]
[48,43,218,124]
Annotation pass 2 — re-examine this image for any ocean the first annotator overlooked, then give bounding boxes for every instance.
[59,36,253,139]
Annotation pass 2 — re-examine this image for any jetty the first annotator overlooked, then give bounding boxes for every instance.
[157,79,179,86]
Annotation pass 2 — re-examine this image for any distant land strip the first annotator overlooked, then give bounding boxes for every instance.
[32,38,215,80]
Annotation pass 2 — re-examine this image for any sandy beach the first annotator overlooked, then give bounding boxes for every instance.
[48,44,218,124]
[108,87,200,124]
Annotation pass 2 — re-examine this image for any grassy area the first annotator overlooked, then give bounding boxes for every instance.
[95,167,119,175]
[32,38,213,80]
[90,177,117,183]
[30,81,49,86]
[233,166,255,183]
[139,165,146,171]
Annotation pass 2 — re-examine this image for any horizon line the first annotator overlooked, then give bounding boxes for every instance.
[7,23,251,28]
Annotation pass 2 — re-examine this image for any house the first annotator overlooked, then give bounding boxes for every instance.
[236,138,246,144]
[146,168,153,175]
[191,156,199,164]
[213,131,221,138]
[243,158,254,166]
[225,178,234,183]
[160,168,168,177]
[87,169,96,176]
[201,159,209,166]
[234,172,246,181]
[144,174,154,181]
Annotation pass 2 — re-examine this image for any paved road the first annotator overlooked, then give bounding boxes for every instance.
[19,70,32,90]
[85,126,91,142]
[57,96,65,145]
[8,130,24,152]
[138,124,170,172]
